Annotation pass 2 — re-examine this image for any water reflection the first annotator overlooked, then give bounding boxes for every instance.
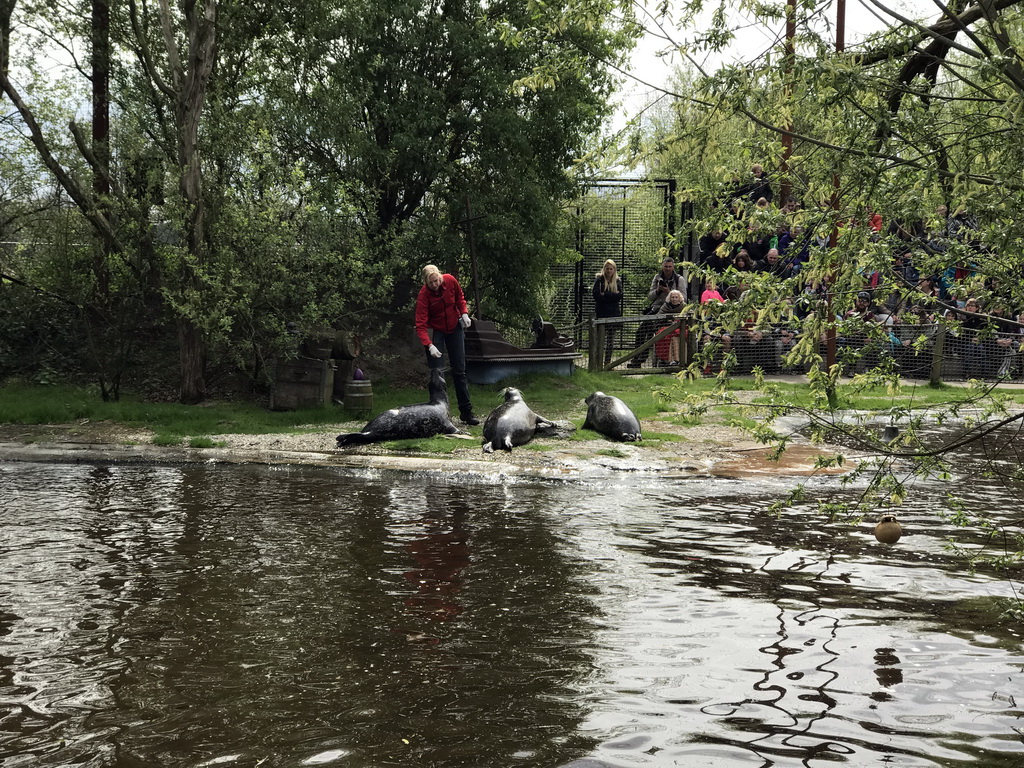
[558,483,1024,767]
[873,647,904,692]
[0,465,601,767]
[0,461,1022,768]
[399,492,470,632]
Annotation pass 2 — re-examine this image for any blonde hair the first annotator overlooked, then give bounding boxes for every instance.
[667,289,684,305]
[422,264,441,285]
[596,259,618,292]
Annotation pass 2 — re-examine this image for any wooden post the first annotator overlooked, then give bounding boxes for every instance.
[595,323,607,371]
[606,316,679,370]
[589,317,599,372]
[823,0,845,374]
[930,325,946,385]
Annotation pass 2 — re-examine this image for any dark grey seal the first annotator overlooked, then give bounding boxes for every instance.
[481,387,554,453]
[336,369,461,447]
[583,391,642,442]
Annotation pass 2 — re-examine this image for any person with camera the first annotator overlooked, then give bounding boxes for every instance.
[647,256,686,309]
[627,256,687,368]
[415,264,479,425]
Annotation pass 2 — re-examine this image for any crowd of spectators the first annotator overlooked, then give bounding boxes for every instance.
[654,164,1024,379]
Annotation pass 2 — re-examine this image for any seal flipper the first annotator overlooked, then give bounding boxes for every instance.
[337,432,374,447]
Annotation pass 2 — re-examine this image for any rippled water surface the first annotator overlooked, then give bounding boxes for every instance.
[1,460,1022,767]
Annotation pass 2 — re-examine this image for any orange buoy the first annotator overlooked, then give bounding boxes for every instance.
[874,514,902,544]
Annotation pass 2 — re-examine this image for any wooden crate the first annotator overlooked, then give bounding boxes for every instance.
[271,357,335,410]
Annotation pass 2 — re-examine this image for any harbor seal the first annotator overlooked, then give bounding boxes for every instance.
[481,388,554,453]
[582,391,642,442]
[336,369,461,447]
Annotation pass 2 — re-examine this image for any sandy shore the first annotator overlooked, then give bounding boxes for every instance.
[0,413,851,481]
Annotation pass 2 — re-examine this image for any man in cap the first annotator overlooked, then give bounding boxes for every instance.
[626,256,687,368]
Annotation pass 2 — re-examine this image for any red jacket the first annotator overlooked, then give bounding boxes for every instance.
[415,273,468,346]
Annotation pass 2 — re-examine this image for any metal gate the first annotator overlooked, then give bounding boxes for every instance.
[546,179,692,346]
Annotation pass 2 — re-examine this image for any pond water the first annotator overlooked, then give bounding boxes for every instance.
[1,458,1022,768]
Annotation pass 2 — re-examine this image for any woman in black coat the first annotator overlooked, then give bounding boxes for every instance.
[593,259,623,364]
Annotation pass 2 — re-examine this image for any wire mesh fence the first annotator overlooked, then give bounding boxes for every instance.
[540,179,691,349]
[531,179,1024,385]
[580,317,1024,384]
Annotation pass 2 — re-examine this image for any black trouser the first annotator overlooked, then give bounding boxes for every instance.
[627,318,657,366]
[603,324,618,364]
[426,325,472,416]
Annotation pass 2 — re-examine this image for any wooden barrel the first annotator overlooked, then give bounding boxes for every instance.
[332,330,361,360]
[344,379,373,414]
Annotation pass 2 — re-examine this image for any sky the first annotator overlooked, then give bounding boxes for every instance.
[614,0,938,131]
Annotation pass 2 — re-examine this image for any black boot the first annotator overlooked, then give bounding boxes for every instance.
[460,412,481,426]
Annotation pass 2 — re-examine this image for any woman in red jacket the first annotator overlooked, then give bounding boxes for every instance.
[415,265,479,425]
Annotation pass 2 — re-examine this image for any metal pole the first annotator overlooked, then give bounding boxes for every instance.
[780,0,796,204]
[930,325,946,385]
[462,196,483,319]
[825,0,845,371]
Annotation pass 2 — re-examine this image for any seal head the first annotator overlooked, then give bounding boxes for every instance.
[481,388,553,452]
[583,391,642,442]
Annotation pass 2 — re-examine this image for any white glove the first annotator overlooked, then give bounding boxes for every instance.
[427,344,442,358]
[460,313,472,329]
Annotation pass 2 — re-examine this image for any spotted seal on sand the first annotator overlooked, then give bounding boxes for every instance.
[336,369,461,447]
[582,391,642,442]
[481,388,554,453]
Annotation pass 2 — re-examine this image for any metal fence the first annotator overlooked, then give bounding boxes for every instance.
[521,180,1024,386]
[540,179,693,350]
[582,317,1024,384]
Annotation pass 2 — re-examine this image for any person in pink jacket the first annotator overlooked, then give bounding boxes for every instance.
[700,279,725,304]
[414,265,479,425]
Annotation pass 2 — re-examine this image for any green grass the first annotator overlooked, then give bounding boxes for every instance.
[0,380,352,439]
[743,379,975,411]
[377,435,468,454]
[189,436,224,448]
[639,431,688,443]
[2,373,1019,442]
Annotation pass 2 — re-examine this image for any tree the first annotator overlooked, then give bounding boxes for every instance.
[276,0,638,323]
[0,1,388,400]
[623,0,1024,587]
[2,0,639,398]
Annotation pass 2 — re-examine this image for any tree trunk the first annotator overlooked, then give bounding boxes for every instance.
[92,0,111,300]
[178,316,207,404]
[161,0,217,403]
[0,0,14,75]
